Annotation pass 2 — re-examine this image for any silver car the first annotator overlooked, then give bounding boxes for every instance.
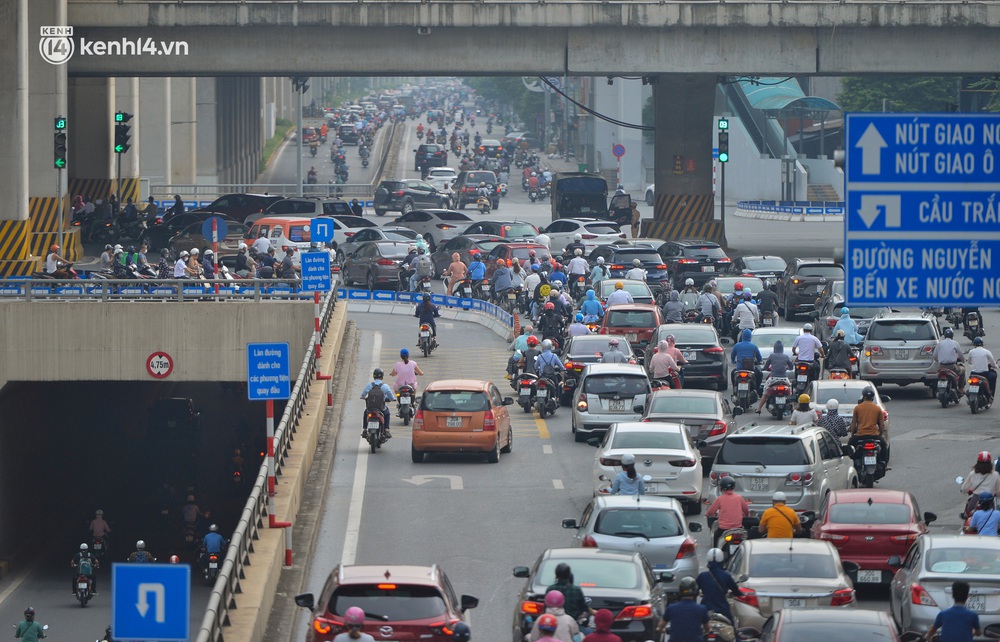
[889,535,1000,635]
[393,209,474,251]
[859,311,941,388]
[561,494,702,595]
[807,379,892,453]
[641,389,738,468]
[571,363,651,442]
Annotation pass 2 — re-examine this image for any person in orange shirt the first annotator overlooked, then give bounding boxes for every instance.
[758,491,802,539]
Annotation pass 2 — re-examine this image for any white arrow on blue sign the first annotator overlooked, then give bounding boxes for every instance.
[112,563,190,642]
[311,218,334,243]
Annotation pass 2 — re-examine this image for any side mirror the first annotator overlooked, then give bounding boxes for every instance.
[956,476,965,485]
[503,397,514,406]
[881,395,891,402]
[598,474,609,481]
[732,406,744,416]
[738,573,749,583]
[842,445,855,458]
[633,405,644,414]
[887,555,903,568]
[513,566,530,578]
[697,440,708,449]
[842,560,861,582]
[721,337,732,345]
[924,511,938,525]
[562,518,579,529]
[587,438,602,447]
[689,522,703,532]
[294,593,315,610]
[460,595,479,612]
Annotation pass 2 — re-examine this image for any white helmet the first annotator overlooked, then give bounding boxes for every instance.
[574,233,582,241]
[772,491,787,502]
[632,259,641,267]
[826,399,839,411]
[685,278,694,286]
[531,172,537,177]
[179,250,190,259]
[621,453,636,466]
[597,256,605,265]
[574,249,582,256]
[191,248,200,256]
[707,548,725,563]
[238,243,247,251]
[803,323,814,332]
[136,540,146,550]
[80,543,89,551]
[204,249,214,257]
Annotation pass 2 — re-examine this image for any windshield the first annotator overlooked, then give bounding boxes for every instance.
[658,327,717,346]
[751,333,799,350]
[811,385,874,406]
[829,502,912,525]
[611,430,685,451]
[586,224,623,235]
[607,310,655,328]
[377,245,410,259]
[500,223,537,238]
[328,585,446,620]
[436,211,472,222]
[536,559,640,590]
[583,375,649,396]
[614,251,661,264]
[568,337,633,358]
[798,265,844,278]
[772,622,895,642]
[926,548,1000,574]
[749,553,839,579]
[716,437,810,466]
[846,307,884,319]
[421,390,490,412]
[716,278,765,295]
[601,282,652,299]
[648,396,717,415]
[867,321,935,342]
[465,172,497,184]
[683,246,727,259]
[743,258,787,271]
[594,508,683,539]
[384,230,419,241]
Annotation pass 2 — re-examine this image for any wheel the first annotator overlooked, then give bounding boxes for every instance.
[422,342,430,358]
[367,272,377,291]
[375,208,386,217]
[439,199,450,209]
[487,438,500,463]
[411,444,424,463]
[401,201,414,215]
[370,436,377,454]
[501,426,513,453]
[939,392,949,408]
[972,397,979,414]
[646,190,654,207]
[522,403,532,414]
[537,402,547,418]
[403,409,411,426]
[342,268,354,287]
[458,201,465,210]
[861,471,874,488]
[717,377,728,392]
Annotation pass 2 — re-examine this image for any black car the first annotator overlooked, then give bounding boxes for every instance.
[189,193,283,223]
[430,234,507,280]
[337,123,359,145]
[454,170,501,209]
[657,239,732,288]
[512,548,670,642]
[139,212,238,253]
[587,246,670,288]
[776,257,844,321]
[729,255,787,283]
[650,324,728,390]
[373,179,451,217]
[413,144,448,172]
[477,139,504,158]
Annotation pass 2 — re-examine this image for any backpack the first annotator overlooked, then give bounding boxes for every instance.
[78,556,93,575]
[540,353,559,378]
[366,383,386,410]
[417,254,433,277]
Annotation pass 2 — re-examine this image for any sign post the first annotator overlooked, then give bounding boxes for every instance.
[202,216,228,293]
[247,342,290,500]
[112,564,190,642]
[845,114,1000,307]
[612,143,625,189]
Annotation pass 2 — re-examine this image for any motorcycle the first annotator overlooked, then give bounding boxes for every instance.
[528,188,539,203]
[454,278,474,300]
[764,379,792,419]
[761,313,774,327]
[419,275,433,294]
[965,311,986,340]
[792,361,814,395]
[75,564,96,607]
[569,274,587,301]
[517,372,538,413]
[92,535,109,566]
[361,156,370,168]
[538,184,550,200]
[476,195,491,215]
[202,550,221,583]
[937,368,963,408]
[416,130,424,140]
[851,437,885,488]
[364,409,388,453]
[967,373,993,414]
[502,287,518,313]
[418,323,436,357]
[396,384,416,425]
[310,145,318,157]
[732,369,757,412]
[535,375,559,418]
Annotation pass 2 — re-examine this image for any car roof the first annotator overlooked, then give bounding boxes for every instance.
[922,534,1000,549]
[339,564,443,585]
[793,257,838,264]
[729,422,819,439]
[779,608,890,625]
[648,388,720,401]
[582,363,648,376]
[538,547,643,563]
[746,538,837,555]
[603,303,659,312]
[830,489,911,505]
[611,421,687,434]
[871,312,934,321]
[424,379,491,392]
[593,494,683,511]
[672,239,720,247]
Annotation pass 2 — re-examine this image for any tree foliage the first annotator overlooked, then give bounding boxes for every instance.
[837,76,959,112]
[466,77,544,129]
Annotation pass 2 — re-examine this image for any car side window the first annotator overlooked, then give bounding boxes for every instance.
[441,574,460,609]
[466,224,482,234]
[353,229,371,242]
[727,546,743,574]
[270,225,283,239]
[904,542,920,570]
[817,433,834,460]
[547,221,567,233]
[490,386,503,406]
[397,213,413,222]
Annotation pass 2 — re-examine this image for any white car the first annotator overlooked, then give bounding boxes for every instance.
[541,218,626,255]
[751,327,804,360]
[592,421,703,515]
[808,379,891,449]
[645,184,655,206]
[425,167,458,192]
[393,208,474,251]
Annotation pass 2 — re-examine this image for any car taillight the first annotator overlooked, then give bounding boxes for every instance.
[891,533,918,543]
[818,532,848,541]
[911,583,938,606]
[393,190,405,196]
[483,409,496,431]
[618,233,627,239]
[521,601,544,614]
[704,347,724,355]
[600,457,621,467]
[577,399,589,412]
[786,472,814,486]
[376,259,394,266]
[669,458,697,468]
[582,534,598,547]
[709,471,730,484]
[827,317,838,327]
[414,409,424,430]
[866,345,882,356]
[735,587,758,608]
[656,264,667,269]
[611,265,624,270]
[436,224,455,230]
[717,258,731,264]
[581,234,598,240]
[708,420,728,437]
[677,258,698,264]
[615,604,654,620]
[675,538,696,559]
[920,345,935,355]
[830,588,855,607]
[429,620,460,637]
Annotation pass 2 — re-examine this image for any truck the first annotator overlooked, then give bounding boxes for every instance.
[550,172,609,222]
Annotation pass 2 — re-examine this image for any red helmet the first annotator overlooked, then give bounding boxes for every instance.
[526,336,539,347]
[537,614,559,633]
[544,302,555,310]
[979,451,993,463]
[734,281,744,292]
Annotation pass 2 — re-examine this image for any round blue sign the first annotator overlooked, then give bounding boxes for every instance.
[201,216,228,242]
[612,143,626,159]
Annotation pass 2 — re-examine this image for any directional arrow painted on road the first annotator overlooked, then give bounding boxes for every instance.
[858,194,901,229]
[402,474,464,490]
[856,123,888,175]
[136,582,166,622]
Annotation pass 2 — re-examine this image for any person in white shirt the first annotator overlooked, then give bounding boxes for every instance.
[523,266,542,298]
[535,233,551,250]
[624,259,647,281]
[968,336,998,396]
[567,249,589,276]
[99,244,114,270]
[252,231,271,255]
[605,281,634,307]
[173,250,190,278]
[45,244,70,274]
[731,291,760,334]
[791,323,825,380]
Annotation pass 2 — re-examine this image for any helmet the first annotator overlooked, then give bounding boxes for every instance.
[743,291,752,299]
[944,327,954,338]
[136,540,146,550]
[614,281,623,290]
[978,451,993,463]
[451,622,471,642]
[531,263,541,272]
[835,329,846,339]
[496,258,504,266]
[239,242,247,251]
[678,577,698,598]
[861,387,876,400]
[400,348,409,358]
[544,302,555,310]
[772,491,788,502]
[597,256,605,265]
[981,492,995,504]
[104,244,113,250]
[798,393,811,404]
[531,171,537,177]
[169,555,180,564]
[50,244,59,252]
[23,608,34,620]
[537,614,559,633]
[803,323,813,331]
[191,248,200,256]
[345,606,366,627]
[96,509,104,516]
[544,590,565,608]
[826,399,840,411]
[841,307,850,316]
[685,278,694,286]
[608,338,620,347]
[575,313,584,322]
[479,182,486,187]
[720,477,736,491]
[621,453,636,466]
[209,524,218,532]
[632,259,641,267]
[707,548,725,564]
[527,336,539,347]
[160,248,170,258]
[541,339,553,351]
[734,281,744,291]
[974,336,985,347]
[179,250,190,259]
[373,368,384,379]
[114,244,123,252]
[80,543,89,551]
[574,233,582,241]
[423,293,431,302]
[574,248,582,256]
[204,249,214,257]
[187,495,195,502]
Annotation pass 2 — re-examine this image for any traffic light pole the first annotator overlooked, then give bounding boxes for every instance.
[720,161,726,241]
[57,167,64,251]
[116,153,123,205]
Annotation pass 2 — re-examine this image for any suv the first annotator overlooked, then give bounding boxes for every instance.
[414,144,448,172]
[294,564,478,642]
[776,258,844,321]
[190,193,283,223]
[374,180,451,217]
[260,197,352,220]
[453,170,501,209]
[858,311,941,388]
[708,422,858,514]
[337,124,359,145]
[657,239,731,288]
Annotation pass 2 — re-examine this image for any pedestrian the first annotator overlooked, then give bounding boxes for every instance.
[630,202,641,238]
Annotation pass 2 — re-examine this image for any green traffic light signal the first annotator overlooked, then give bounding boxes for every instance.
[54,117,67,130]
[114,112,123,122]
[718,131,730,163]
[54,131,67,169]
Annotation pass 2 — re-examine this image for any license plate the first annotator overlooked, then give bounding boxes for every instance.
[508,292,517,299]
[367,421,380,431]
[625,333,638,342]
[970,385,980,393]
[783,598,804,608]
[971,320,980,326]
[400,396,410,405]
[78,582,88,589]
[537,390,547,398]
[463,288,472,296]
[938,380,948,389]
[609,399,628,411]
[94,543,102,550]
[209,562,218,569]
[864,456,877,466]
[684,352,696,361]
[749,476,769,491]
[520,388,530,395]
[738,383,749,391]
[482,286,490,293]
[797,374,807,382]
[968,595,987,612]
[420,330,430,337]
[646,482,659,493]
[702,266,715,272]
[895,350,908,360]
[775,397,786,405]
[857,570,882,583]
[446,416,462,427]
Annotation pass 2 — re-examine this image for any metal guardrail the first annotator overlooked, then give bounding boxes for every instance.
[0,278,318,302]
[148,183,374,199]
[195,287,338,642]
[737,200,845,215]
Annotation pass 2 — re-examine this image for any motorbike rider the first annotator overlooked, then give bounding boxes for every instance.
[935,327,967,395]
[964,492,1000,536]
[414,293,441,340]
[71,543,98,594]
[582,609,618,642]
[538,302,565,346]
[201,249,216,279]
[14,608,45,642]
[608,453,645,495]
[490,259,513,300]
[334,606,376,642]
[528,591,580,642]
[962,452,1000,505]
[757,283,780,325]
[696,549,740,631]
[601,338,630,365]
[234,243,252,278]
[407,247,432,292]
[307,166,318,184]
[697,283,721,326]
[476,181,492,206]
[661,290,685,324]
[848,388,887,466]
[200,524,227,572]
[705,477,750,548]
[350,198,364,217]
[580,289,604,322]
[818,399,849,438]
[547,563,592,627]
[548,262,567,288]
[649,340,680,387]
[507,350,524,379]
[791,323,825,381]
[832,307,863,344]
[655,577,709,642]
[624,259,647,282]
[528,171,540,192]
[534,339,566,385]
[360,369,394,438]
[566,249,589,282]
[128,539,155,563]
[730,328,763,390]
[825,329,854,376]
[967,336,998,398]
[390,348,423,393]
[529,267,551,320]
[758,492,803,538]
[567,313,591,337]
[565,234,587,259]
[467,250,487,284]
[791,394,820,426]
[511,325,534,353]
[605,281,634,307]
[45,244,72,277]
[522,335,542,375]
[731,291,759,339]
[89,509,111,546]
[589,256,610,288]
[756,340,794,413]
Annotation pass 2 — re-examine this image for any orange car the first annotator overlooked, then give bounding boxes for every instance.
[412,379,514,463]
[599,303,663,354]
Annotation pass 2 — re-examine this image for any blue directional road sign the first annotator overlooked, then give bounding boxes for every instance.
[845,113,1000,307]
[112,563,190,642]
[201,216,228,243]
[311,217,334,243]
[300,251,332,292]
[247,342,291,400]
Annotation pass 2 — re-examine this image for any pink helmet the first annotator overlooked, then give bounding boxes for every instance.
[545,590,565,608]
[345,606,365,626]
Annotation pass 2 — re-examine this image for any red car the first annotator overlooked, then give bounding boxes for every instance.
[598,304,663,354]
[812,489,937,585]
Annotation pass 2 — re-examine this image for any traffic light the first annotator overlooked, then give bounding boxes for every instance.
[718,118,730,164]
[114,111,132,154]
[53,115,67,169]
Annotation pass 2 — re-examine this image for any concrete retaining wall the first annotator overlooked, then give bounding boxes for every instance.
[725,205,844,258]
[347,300,514,342]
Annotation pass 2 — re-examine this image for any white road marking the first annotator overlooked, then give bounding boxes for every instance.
[403,474,464,490]
[542,444,553,454]
[552,479,564,490]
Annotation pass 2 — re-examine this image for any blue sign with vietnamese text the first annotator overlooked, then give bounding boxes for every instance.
[300,251,332,292]
[112,563,190,642]
[845,113,1000,306]
[247,342,291,400]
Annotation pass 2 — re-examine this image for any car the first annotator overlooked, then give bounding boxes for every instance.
[599,304,663,354]
[328,215,379,238]
[337,123,360,145]
[707,422,859,514]
[140,212,239,253]
[591,421,704,513]
[502,130,541,151]
[812,489,936,585]
[424,167,458,192]
[754,608,898,642]
[453,170,501,209]
[729,255,788,283]
[776,258,845,321]
[561,495,702,593]
[571,363,652,443]
[431,234,507,280]
[301,127,318,144]
[477,139,504,158]
[645,184,655,207]
[168,217,249,259]
[294,564,477,642]
[374,180,451,217]
[640,389,738,467]
[190,193,284,223]
[393,209,474,250]
[657,239,732,288]
[341,241,411,291]
[542,218,626,255]
[512,548,670,642]
[597,279,654,306]
[807,380,892,451]
[411,379,514,463]
[726,539,859,629]
[463,220,538,241]
[413,144,449,172]
[651,324,728,390]
[713,276,766,299]
[259,196,353,221]
[587,246,670,288]
[858,311,942,388]
[889,535,1000,635]
[336,226,419,261]
[751,327,804,360]
[561,335,637,404]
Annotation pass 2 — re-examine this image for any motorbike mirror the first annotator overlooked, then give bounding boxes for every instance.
[42,626,50,631]
[689,522,703,532]
[721,337,732,345]
[561,518,578,529]
[732,406,744,416]
[294,593,315,610]
[738,573,750,583]
[956,476,965,485]
[881,395,891,402]
[502,397,515,406]
[924,511,938,525]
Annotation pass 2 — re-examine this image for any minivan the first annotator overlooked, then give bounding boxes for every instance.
[246,216,323,266]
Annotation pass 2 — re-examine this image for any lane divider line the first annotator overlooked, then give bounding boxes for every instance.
[552,479,564,490]
[534,413,550,439]
[542,444,553,454]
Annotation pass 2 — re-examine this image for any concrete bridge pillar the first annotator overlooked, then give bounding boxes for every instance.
[650,74,722,243]
[196,77,218,185]
[170,76,197,185]
[139,77,171,189]
[69,77,115,183]
[0,0,31,273]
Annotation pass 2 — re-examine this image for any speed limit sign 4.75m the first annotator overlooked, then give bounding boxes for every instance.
[146,351,174,379]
